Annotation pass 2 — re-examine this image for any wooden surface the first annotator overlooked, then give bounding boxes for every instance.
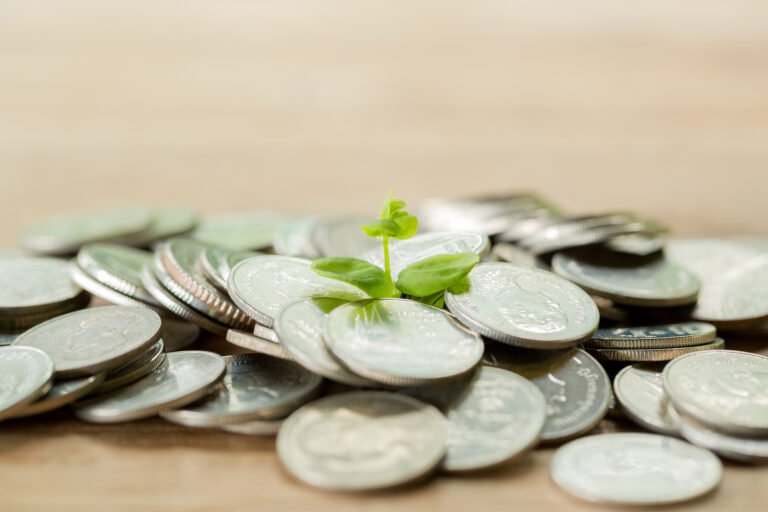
[1,2,768,510]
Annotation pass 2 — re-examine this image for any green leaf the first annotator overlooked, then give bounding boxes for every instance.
[311,258,399,298]
[360,219,400,238]
[412,290,445,309]
[396,253,480,297]
[391,211,418,240]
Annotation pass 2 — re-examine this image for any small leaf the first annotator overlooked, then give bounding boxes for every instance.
[360,219,399,238]
[311,258,399,298]
[396,253,480,297]
[391,211,418,240]
[412,290,445,309]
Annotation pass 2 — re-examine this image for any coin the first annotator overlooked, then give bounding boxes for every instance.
[74,351,226,423]
[252,323,280,343]
[277,391,446,491]
[0,257,84,315]
[225,329,294,361]
[490,243,541,268]
[69,261,166,314]
[586,322,717,349]
[550,433,722,505]
[192,212,285,251]
[0,346,54,421]
[587,337,724,362]
[14,372,106,417]
[441,367,546,472]
[604,233,665,256]
[324,299,484,386]
[445,263,599,349]
[76,243,158,304]
[95,340,167,394]
[275,298,375,386]
[272,217,321,259]
[227,255,366,327]
[483,345,610,441]
[14,305,162,378]
[663,350,768,437]
[133,208,198,246]
[160,319,200,352]
[160,353,322,427]
[0,291,91,332]
[221,417,285,436]
[198,247,256,293]
[551,250,700,307]
[311,217,378,257]
[21,207,152,255]
[613,364,680,436]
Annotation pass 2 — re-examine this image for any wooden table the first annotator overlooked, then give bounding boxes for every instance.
[1,2,767,510]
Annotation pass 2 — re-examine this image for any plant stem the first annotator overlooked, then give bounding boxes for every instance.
[382,235,395,295]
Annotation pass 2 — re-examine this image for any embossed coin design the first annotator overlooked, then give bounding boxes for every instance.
[613,364,679,435]
[445,263,599,349]
[0,346,54,421]
[277,391,446,491]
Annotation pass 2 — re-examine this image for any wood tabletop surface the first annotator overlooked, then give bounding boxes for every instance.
[1,2,767,510]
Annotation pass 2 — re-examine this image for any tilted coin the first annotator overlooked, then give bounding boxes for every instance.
[0,257,84,315]
[483,345,610,441]
[325,299,484,386]
[311,217,378,257]
[95,339,167,394]
[551,250,700,307]
[14,305,162,378]
[198,247,256,293]
[272,217,321,259]
[275,298,374,386]
[225,329,294,361]
[221,417,285,436]
[441,367,546,472]
[550,433,722,505]
[586,322,717,349]
[160,353,322,427]
[445,263,599,349]
[0,346,54,421]
[192,212,285,251]
[14,372,106,417]
[227,255,366,327]
[587,337,724,362]
[663,350,768,437]
[277,391,446,491]
[252,323,280,344]
[74,351,226,423]
[69,261,166,315]
[21,207,152,255]
[613,364,680,436]
[160,319,200,352]
[76,243,158,304]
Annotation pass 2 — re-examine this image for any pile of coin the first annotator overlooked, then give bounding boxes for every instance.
[1,194,768,506]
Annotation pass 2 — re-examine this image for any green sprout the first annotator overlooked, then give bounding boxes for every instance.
[311,193,479,308]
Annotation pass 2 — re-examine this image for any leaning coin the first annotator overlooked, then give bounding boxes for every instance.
[483,345,610,441]
[69,261,166,315]
[76,243,158,305]
[160,353,322,427]
[13,372,106,417]
[277,391,446,491]
[441,367,546,472]
[275,298,375,387]
[586,322,717,349]
[74,351,225,423]
[0,256,84,315]
[221,417,285,436]
[198,247,256,292]
[14,306,162,378]
[94,340,167,394]
[0,346,54,421]
[663,350,768,437]
[225,329,294,361]
[587,337,724,362]
[550,433,722,505]
[445,263,599,349]
[227,255,366,327]
[613,364,680,436]
[325,299,484,386]
[192,211,285,251]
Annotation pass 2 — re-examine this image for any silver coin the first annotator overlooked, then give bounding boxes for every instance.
[21,208,152,255]
[587,322,717,349]
[605,233,665,256]
[252,323,280,344]
[14,305,162,378]
[420,195,551,236]
[95,340,167,394]
[441,367,546,472]
[587,337,724,362]
[192,212,285,251]
[325,299,484,386]
[13,372,106,417]
[550,433,722,505]
[483,345,610,441]
[160,353,322,427]
[199,246,258,293]
[0,346,54,421]
[275,298,375,387]
[277,391,446,491]
[69,261,166,315]
[0,257,83,315]
[272,217,321,259]
[76,243,158,304]
[134,208,198,245]
[160,319,200,352]
[311,217,378,257]
[0,290,90,332]
[225,329,294,361]
[361,232,490,279]
[551,251,700,307]
[221,417,284,436]
[613,364,680,436]
[663,350,768,437]
[666,239,768,326]
[74,351,226,423]
[445,263,599,349]
[227,255,366,327]
[490,243,541,268]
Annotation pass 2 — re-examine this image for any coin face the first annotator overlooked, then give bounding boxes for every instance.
[324,299,484,385]
[192,212,285,251]
[587,322,717,349]
[551,251,699,307]
[14,306,162,378]
[0,257,83,315]
[550,433,722,505]
[445,263,599,348]
[613,364,679,435]
[0,346,54,420]
[77,243,155,303]
[227,256,366,327]
[74,351,226,423]
[483,346,610,441]
[663,350,768,436]
[277,391,446,490]
[14,372,106,417]
[442,367,546,471]
[161,353,322,427]
[275,298,374,386]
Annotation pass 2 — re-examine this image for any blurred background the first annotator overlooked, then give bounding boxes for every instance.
[2,0,767,242]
